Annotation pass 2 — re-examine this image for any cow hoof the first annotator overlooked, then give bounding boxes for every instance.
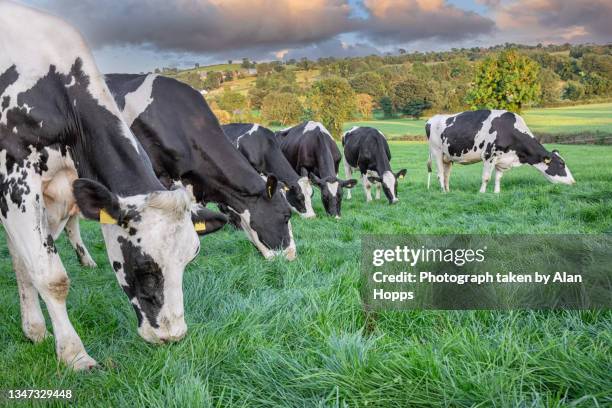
[80,257,97,268]
[68,353,98,371]
[24,324,50,343]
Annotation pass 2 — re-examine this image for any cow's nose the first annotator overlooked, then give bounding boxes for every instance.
[159,331,187,344]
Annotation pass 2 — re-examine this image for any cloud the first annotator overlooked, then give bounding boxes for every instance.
[360,0,495,44]
[490,0,612,43]
[32,0,355,53]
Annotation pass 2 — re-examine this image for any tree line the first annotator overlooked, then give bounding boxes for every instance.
[166,43,612,139]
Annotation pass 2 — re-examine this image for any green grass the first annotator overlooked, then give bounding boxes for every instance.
[1,143,611,407]
[344,102,612,139]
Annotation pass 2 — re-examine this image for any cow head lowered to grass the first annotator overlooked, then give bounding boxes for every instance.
[0,2,213,370]
[276,121,357,218]
[73,180,210,344]
[104,74,296,260]
[426,110,575,193]
[222,123,315,219]
[342,126,407,204]
[308,173,357,218]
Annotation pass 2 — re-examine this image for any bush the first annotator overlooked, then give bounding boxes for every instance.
[354,94,374,119]
[563,81,585,101]
[306,77,355,139]
[218,88,247,113]
[262,92,303,126]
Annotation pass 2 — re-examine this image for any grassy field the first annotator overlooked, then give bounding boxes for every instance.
[345,102,612,139]
[1,143,611,407]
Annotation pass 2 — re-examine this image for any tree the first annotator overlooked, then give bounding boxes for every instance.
[349,72,386,99]
[241,58,252,69]
[391,76,431,118]
[248,87,268,110]
[228,59,233,65]
[306,77,355,139]
[538,67,561,105]
[354,93,374,119]
[203,71,223,90]
[262,92,303,125]
[195,63,200,68]
[467,50,541,112]
[218,87,247,113]
[223,70,234,81]
[209,101,231,124]
[562,81,584,101]
[379,96,394,118]
[256,63,273,76]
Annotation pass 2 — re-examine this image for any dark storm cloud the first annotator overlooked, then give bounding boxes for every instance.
[359,0,495,44]
[493,0,612,42]
[31,0,356,53]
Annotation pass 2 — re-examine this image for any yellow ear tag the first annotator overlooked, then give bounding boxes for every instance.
[194,222,207,232]
[99,209,117,225]
[544,157,551,164]
[283,186,289,192]
[268,186,273,198]
[399,175,405,179]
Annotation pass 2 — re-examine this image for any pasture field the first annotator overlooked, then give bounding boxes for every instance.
[1,143,611,407]
[345,102,612,139]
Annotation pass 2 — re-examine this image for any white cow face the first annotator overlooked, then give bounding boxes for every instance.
[534,150,576,185]
[73,179,202,344]
[309,173,357,218]
[368,169,407,204]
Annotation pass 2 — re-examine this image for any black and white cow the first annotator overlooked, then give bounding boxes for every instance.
[426,110,575,193]
[342,127,407,204]
[222,123,316,218]
[1,3,210,370]
[104,74,296,260]
[276,121,357,218]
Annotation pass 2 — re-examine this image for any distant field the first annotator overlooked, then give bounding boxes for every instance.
[2,143,610,406]
[345,102,612,140]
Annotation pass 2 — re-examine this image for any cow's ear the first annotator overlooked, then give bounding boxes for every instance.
[279,181,290,193]
[191,205,228,236]
[73,179,121,223]
[264,174,278,199]
[341,178,358,189]
[309,172,323,187]
[396,169,407,180]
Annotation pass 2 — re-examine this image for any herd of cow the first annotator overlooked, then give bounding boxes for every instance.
[0,3,576,370]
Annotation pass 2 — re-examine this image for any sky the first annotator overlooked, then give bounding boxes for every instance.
[21,0,612,73]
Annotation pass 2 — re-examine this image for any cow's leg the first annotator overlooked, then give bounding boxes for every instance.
[480,160,495,193]
[443,161,452,192]
[375,181,381,200]
[64,215,97,268]
[7,239,48,342]
[2,176,96,370]
[344,160,353,200]
[362,174,373,202]
[494,168,505,194]
[434,152,446,192]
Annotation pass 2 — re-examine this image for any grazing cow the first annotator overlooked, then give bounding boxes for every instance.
[342,127,407,204]
[105,74,296,260]
[222,123,315,218]
[276,121,357,218]
[1,3,210,370]
[426,110,576,193]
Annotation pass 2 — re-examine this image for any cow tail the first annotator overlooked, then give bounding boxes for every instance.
[426,121,432,189]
